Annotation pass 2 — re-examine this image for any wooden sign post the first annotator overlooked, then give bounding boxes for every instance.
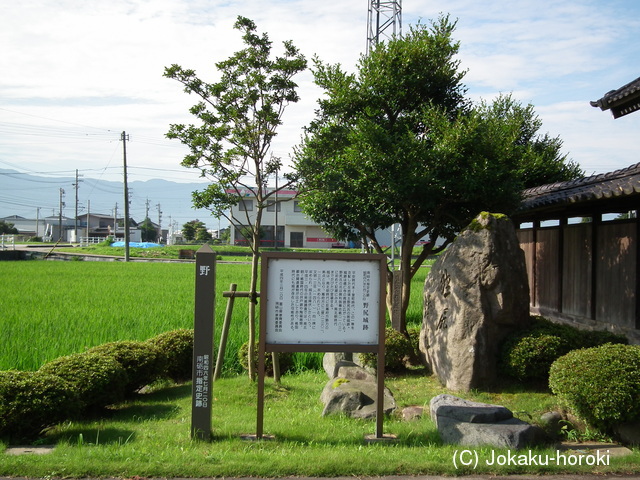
[257,252,387,439]
[191,244,216,440]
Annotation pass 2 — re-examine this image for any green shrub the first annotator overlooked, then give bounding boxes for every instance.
[499,317,627,381]
[0,370,81,441]
[549,343,640,431]
[39,352,128,411]
[359,327,420,372]
[147,329,194,382]
[87,340,165,393]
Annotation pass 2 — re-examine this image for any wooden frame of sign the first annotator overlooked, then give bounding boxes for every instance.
[257,251,387,439]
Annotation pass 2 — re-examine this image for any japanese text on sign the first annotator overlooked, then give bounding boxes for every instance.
[265,257,380,345]
[194,354,210,408]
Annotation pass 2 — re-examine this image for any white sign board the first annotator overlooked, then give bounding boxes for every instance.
[262,253,384,345]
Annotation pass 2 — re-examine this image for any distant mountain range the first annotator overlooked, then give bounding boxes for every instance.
[0,169,222,229]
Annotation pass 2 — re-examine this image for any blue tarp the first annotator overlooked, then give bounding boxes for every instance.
[110,241,163,248]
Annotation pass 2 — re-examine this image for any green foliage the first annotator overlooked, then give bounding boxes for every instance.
[165,16,307,380]
[164,15,306,224]
[0,370,81,441]
[139,217,159,242]
[0,220,18,234]
[499,317,627,382]
[549,344,640,431]
[147,329,194,382]
[359,327,421,372]
[39,352,128,412]
[295,15,582,331]
[182,220,206,242]
[86,340,165,393]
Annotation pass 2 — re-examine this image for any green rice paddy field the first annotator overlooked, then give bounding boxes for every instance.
[0,260,428,373]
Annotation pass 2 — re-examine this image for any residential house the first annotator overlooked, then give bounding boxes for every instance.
[229,189,349,249]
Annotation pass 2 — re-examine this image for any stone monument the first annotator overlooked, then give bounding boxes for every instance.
[420,212,530,391]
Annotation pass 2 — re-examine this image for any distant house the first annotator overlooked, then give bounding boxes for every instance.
[512,162,640,344]
[0,214,74,241]
[228,189,348,249]
[0,213,141,243]
[1,215,43,238]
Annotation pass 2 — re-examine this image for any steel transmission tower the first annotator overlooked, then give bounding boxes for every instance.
[366,0,402,55]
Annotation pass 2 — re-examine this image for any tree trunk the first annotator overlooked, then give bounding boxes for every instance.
[247,241,259,381]
[247,202,263,381]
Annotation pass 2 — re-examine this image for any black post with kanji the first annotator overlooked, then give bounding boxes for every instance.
[191,244,216,440]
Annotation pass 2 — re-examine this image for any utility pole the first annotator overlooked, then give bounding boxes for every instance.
[73,169,82,243]
[122,131,130,262]
[86,199,90,244]
[114,203,118,238]
[156,203,162,242]
[58,188,65,241]
[36,207,41,239]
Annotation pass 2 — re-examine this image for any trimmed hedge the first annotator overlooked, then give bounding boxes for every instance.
[87,340,165,393]
[499,317,627,382]
[0,370,81,441]
[147,329,194,382]
[39,352,129,412]
[0,329,201,440]
[549,343,640,431]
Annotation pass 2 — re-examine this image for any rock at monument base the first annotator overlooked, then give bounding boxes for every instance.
[402,406,425,421]
[320,378,396,419]
[430,394,545,449]
[420,212,530,392]
[322,352,353,378]
[438,417,544,450]
[430,394,513,426]
[320,354,396,419]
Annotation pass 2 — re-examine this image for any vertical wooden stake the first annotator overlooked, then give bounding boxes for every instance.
[214,283,237,381]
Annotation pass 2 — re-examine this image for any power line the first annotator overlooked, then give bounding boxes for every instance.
[0,107,116,133]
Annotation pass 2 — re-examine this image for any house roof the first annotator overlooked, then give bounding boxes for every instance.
[513,162,640,221]
[590,76,640,118]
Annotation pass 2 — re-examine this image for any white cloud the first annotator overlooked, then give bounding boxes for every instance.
[1,0,640,193]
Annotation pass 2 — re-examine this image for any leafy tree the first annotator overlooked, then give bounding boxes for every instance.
[165,16,306,379]
[295,16,582,334]
[181,220,198,242]
[196,226,213,243]
[182,220,207,243]
[218,228,230,244]
[140,217,158,242]
[0,220,18,235]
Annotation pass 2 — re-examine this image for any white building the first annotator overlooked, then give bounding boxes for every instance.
[0,213,142,243]
[229,189,350,249]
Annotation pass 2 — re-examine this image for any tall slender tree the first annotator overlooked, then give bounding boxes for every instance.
[165,16,306,379]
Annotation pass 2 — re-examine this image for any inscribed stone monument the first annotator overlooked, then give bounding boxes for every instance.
[419,212,529,391]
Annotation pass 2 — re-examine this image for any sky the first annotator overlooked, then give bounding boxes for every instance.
[1,0,640,200]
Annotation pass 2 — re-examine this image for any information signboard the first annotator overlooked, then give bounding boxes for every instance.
[263,254,382,346]
[257,251,387,439]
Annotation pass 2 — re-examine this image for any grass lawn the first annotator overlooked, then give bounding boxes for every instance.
[1,255,638,476]
[2,371,639,477]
